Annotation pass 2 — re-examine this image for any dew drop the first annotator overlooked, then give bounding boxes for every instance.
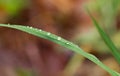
[39,29,42,31]
[66,43,70,44]
[57,37,61,40]
[29,27,33,29]
[47,32,51,35]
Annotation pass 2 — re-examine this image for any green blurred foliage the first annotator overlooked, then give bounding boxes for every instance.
[16,68,35,76]
[0,0,28,15]
[86,0,120,33]
[76,0,120,53]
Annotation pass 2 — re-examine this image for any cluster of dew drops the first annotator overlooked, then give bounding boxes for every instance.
[5,24,79,48]
[26,25,77,46]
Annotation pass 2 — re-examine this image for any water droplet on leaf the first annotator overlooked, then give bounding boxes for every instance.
[66,43,70,44]
[47,32,51,35]
[57,37,61,40]
[29,27,33,29]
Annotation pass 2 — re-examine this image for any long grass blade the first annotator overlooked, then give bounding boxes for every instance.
[0,24,119,76]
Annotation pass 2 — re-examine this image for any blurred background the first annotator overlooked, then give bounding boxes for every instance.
[0,0,120,76]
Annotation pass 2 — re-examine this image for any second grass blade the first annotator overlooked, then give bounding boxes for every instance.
[87,9,120,64]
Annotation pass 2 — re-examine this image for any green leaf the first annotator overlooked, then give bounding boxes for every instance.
[87,9,120,64]
[0,24,119,76]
